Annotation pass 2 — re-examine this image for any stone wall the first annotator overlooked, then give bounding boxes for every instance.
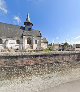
[0,51,80,80]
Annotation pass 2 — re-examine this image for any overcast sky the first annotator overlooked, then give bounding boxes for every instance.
[0,0,80,44]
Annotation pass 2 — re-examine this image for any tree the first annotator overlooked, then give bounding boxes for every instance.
[48,43,52,46]
[63,42,69,50]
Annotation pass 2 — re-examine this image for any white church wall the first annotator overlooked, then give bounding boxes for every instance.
[23,36,33,50]
[19,44,23,50]
[41,43,48,49]
[0,44,4,50]
[33,37,41,50]
[6,39,19,49]
[23,36,41,50]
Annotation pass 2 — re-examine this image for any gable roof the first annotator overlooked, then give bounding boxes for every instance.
[0,22,42,38]
[0,22,23,38]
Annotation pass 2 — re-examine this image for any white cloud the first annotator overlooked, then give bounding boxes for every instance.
[74,39,80,44]
[0,0,7,14]
[13,16,21,24]
[56,37,59,40]
[52,39,54,43]
[69,36,80,44]
[73,40,80,44]
[70,35,80,44]
[74,36,80,39]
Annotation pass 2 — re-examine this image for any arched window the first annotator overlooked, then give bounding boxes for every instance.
[0,38,2,44]
[27,37,31,44]
[35,40,37,44]
[16,40,20,44]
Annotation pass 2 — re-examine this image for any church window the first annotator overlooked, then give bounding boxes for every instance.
[0,38,2,44]
[27,37,31,44]
[35,40,37,44]
[28,28,31,31]
[16,40,20,44]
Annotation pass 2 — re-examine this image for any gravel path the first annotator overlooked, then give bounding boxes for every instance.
[0,67,80,92]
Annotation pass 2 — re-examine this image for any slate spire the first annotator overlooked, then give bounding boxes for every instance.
[26,13,31,22]
[24,13,33,31]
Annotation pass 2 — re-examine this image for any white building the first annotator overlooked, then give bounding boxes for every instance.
[73,44,80,51]
[41,38,48,49]
[0,13,48,51]
[6,39,19,49]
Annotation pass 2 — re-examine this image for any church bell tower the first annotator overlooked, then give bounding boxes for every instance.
[24,13,33,31]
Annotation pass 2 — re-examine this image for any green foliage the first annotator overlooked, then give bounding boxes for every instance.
[48,43,52,46]
[64,42,69,46]
[43,48,52,52]
[63,42,69,50]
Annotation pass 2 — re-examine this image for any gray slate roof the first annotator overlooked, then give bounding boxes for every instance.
[0,22,23,39]
[23,30,42,37]
[0,22,41,39]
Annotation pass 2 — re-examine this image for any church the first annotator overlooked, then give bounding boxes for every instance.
[0,14,48,51]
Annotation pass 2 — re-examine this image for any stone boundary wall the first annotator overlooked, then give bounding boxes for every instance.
[0,51,80,66]
[0,51,80,56]
[0,51,80,80]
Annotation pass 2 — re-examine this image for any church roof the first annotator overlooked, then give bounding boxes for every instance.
[23,30,42,37]
[0,22,23,39]
[41,38,48,43]
[0,22,41,38]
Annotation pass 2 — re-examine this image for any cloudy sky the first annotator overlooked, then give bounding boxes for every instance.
[0,0,80,44]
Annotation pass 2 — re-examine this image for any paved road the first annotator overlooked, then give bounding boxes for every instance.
[41,79,80,92]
